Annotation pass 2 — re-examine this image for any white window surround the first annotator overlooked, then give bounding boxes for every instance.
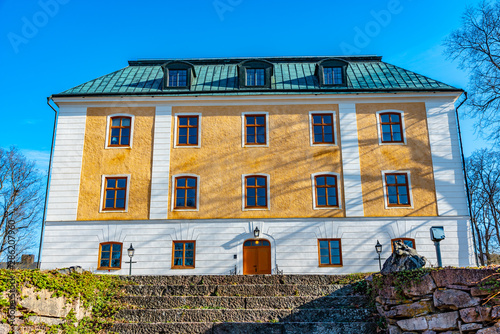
[105,114,135,149]
[308,111,338,147]
[171,173,201,212]
[173,113,202,148]
[241,173,271,211]
[241,112,269,148]
[99,174,131,213]
[310,172,343,210]
[381,170,414,209]
[375,110,407,145]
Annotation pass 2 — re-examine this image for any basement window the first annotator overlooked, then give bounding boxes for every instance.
[98,242,122,270]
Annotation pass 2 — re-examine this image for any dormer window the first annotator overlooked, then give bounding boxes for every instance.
[168,69,188,87]
[323,67,343,85]
[238,59,273,89]
[246,68,265,86]
[316,58,348,87]
[161,61,196,90]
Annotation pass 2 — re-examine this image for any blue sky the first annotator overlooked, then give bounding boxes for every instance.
[0,0,491,172]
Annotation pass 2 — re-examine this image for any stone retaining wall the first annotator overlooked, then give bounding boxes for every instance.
[372,268,500,334]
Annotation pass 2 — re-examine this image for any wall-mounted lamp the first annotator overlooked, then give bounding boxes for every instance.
[125,243,137,276]
[430,226,445,267]
[253,226,260,238]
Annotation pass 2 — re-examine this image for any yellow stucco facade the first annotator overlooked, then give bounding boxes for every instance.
[356,103,438,217]
[168,105,344,219]
[77,107,154,221]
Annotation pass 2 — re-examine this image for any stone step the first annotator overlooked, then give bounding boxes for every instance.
[112,321,378,334]
[124,284,351,297]
[116,308,374,323]
[119,295,371,309]
[121,274,362,286]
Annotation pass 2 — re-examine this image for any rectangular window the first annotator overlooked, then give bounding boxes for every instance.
[245,115,266,145]
[314,175,338,207]
[168,69,188,87]
[103,177,128,211]
[318,239,342,266]
[174,176,197,209]
[245,175,267,208]
[246,68,265,86]
[177,115,199,146]
[323,67,343,85]
[380,113,404,143]
[109,116,131,147]
[312,113,335,144]
[385,173,411,207]
[98,242,122,270]
[172,241,196,269]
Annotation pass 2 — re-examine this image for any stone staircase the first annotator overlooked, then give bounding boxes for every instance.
[111,275,378,334]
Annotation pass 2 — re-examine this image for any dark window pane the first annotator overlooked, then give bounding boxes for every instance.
[247,135,255,143]
[112,118,121,126]
[176,198,184,207]
[331,256,341,264]
[256,177,266,186]
[107,179,116,188]
[319,241,328,248]
[327,187,336,197]
[247,197,255,207]
[397,175,406,184]
[388,186,397,195]
[247,127,255,135]
[116,190,125,199]
[323,125,333,134]
[189,128,197,136]
[331,240,339,248]
[179,128,188,136]
[110,137,119,144]
[257,135,265,143]
[189,117,198,126]
[122,118,131,126]
[393,133,402,141]
[386,175,396,184]
[399,195,409,204]
[187,189,196,198]
[382,124,391,134]
[256,116,265,125]
[117,179,126,188]
[381,114,390,123]
[177,189,185,198]
[179,117,188,126]
[186,198,195,207]
[174,251,183,257]
[256,127,265,135]
[314,134,323,143]
[105,199,114,208]
[328,197,338,206]
[102,244,111,252]
[106,190,115,199]
[317,197,326,206]
[121,128,130,137]
[317,188,326,197]
[331,248,340,256]
[177,178,186,187]
[247,178,255,186]
[392,125,401,134]
[391,114,400,122]
[314,125,322,135]
[189,135,197,144]
[244,241,252,246]
[185,258,193,266]
[247,188,255,197]
[398,186,407,195]
[100,259,109,267]
[326,177,336,185]
[174,243,183,250]
[187,178,196,187]
[313,115,322,124]
[185,243,194,250]
[185,251,194,258]
[112,249,121,257]
[389,195,398,204]
[382,133,392,142]
[257,197,266,206]
[320,256,330,264]
[174,258,183,265]
[257,188,266,197]
[120,136,129,145]
[320,248,329,256]
[111,259,120,267]
[316,177,325,186]
[111,129,120,137]
[246,116,255,125]
[403,240,414,248]
[116,199,125,208]
[323,115,332,124]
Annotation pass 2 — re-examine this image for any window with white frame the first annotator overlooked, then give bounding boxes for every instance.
[100,175,130,212]
[106,114,135,149]
[376,110,406,145]
[171,174,200,211]
[174,113,202,148]
[311,172,341,209]
[382,171,412,208]
[242,112,269,147]
[242,174,270,210]
[309,111,336,146]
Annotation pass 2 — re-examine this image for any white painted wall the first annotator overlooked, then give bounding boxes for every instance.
[40,217,473,275]
[338,103,364,217]
[425,100,468,216]
[149,106,172,219]
[46,105,87,221]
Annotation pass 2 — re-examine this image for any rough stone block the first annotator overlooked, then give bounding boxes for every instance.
[427,311,459,331]
[471,286,495,297]
[492,305,500,319]
[0,324,10,334]
[433,289,480,310]
[460,322,483,331]
[28,316,64,326]
[422,330,437,334]
[386,300,434,318]
[477,322,500,334]
[402,274,437,297]
[460,306,492,323]
[388,324,402,334]
[446,285,471,291]
[397,316,428,331]
[431,269,497,288]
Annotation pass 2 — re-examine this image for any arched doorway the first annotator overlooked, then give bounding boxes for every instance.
[243,239,271,275]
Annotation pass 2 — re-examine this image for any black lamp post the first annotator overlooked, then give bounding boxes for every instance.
[375,240,383,271]
[125,244,136,276]
[253,226,260,238]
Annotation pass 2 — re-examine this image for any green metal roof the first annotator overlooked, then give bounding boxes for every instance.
[54,56,460,97]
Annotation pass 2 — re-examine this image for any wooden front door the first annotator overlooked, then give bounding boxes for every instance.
[243,239,271,275]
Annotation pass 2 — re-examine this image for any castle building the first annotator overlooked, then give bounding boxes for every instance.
[40,56,474,275]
